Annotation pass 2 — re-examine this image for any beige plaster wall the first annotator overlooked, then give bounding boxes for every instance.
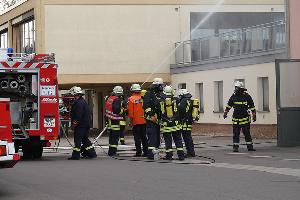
[44,5,180,77]
[171,63,277,125]
[289,0,300,59]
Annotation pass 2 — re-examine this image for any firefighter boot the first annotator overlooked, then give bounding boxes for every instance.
[164,152,173,161]
[68,151,81,160]
[233,144,239,152]
[247,144,256,151]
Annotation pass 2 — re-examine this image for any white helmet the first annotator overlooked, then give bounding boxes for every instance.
[152,77,164,85]
[163,85,173,95]
[234,81,244,89]
[178,89,190,96]
[69,86,84,95]
[113,86,123,95]
[130,83,141,92]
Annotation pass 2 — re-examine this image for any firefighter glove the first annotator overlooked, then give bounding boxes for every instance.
[223,112,228,119]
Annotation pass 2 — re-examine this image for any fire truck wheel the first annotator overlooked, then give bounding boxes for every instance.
[32,145,43,159]
[22,144,33,160]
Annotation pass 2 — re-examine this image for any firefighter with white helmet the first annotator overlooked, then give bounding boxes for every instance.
[178,88,199,157]
[105,85,127,156]
[127,83,148,157]
[224,81,257,152]
[160,85,185,160]
[143,77,164,160]
[68,86,97,160]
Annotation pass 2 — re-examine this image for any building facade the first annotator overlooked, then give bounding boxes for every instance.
[0,0,285,135]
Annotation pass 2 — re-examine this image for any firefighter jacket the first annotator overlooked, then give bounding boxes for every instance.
[225,92,256,125]
[71,97,91,128]
[143,85,163,123]
[127,93,146,126]
[105,95,126,130]
[160,94,180,133]
[178,94,194,131]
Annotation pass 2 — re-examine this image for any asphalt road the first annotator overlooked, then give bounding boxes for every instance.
[1,137,300,200]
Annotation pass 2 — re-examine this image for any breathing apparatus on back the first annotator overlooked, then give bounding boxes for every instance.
[163,85,176,119]
[178,89,199,120]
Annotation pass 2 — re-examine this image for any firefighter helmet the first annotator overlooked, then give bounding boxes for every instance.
[163,85,173,95]
[130,83,141,92]
[152,77,164,85]
[234,81,244,89]
[178,89,190,96]
[69,86,84,95]
[113,86,123,95]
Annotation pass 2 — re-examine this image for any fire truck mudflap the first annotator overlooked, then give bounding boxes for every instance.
[0,49,59,159]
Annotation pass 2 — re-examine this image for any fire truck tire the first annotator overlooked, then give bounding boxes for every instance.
[32,145,43,159]
[22,144,33,159]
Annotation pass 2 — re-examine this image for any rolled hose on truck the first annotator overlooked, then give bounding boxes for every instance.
[60,125,215,165]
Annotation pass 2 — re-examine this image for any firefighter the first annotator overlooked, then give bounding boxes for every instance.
[178,89,199,157]
[143,78,164,160]
[160,85,185,160]
[223,81,257,152]
[105,86,127,157]
[68,86,97,160]
[127,84,148,157]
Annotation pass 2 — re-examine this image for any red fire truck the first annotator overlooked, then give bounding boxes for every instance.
[0,48,59,159]
[0,98,19,168]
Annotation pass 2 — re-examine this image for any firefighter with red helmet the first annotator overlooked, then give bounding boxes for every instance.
[68,86,97,160]
[127,83,148,157]
[223,81,257,152]
[105,86,127,157]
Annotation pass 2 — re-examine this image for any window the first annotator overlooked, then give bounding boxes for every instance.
[214,81,223,112]
[178,83,186,89]
[258,77,269,111]
[195,83,204,112]
[19,20,35,53]
[0,31,8,48]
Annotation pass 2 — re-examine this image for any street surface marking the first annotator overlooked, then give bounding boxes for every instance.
[227,152,248,155]
[249,155,273,158]
[210,163,300,178]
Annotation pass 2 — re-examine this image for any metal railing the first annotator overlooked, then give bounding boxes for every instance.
[175,20,286,65]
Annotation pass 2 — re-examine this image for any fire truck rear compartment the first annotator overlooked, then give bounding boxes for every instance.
[0,71,39,138]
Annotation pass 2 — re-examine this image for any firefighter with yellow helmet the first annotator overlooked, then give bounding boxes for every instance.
[160,85,185,160]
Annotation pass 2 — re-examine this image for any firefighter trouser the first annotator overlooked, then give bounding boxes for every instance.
[163,131,184,159]
[233,123,253,147]
[72,127,97,159]
[108,125,125,156]
[146,121,160,159]
[133,124,148,156]
[181,130,195,157]
[119,129,125,144]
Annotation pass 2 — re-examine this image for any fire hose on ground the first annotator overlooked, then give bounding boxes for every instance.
[58,125,215,165]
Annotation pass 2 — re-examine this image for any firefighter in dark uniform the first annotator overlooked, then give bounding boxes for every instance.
[160,85,185,160]
[143,78,164,160]
[223,81,257,152]
[178,89,199,157]
[68,86,97,160]
[105,86,127,157]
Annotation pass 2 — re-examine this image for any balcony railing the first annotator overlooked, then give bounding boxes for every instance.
[175,20,286,65]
